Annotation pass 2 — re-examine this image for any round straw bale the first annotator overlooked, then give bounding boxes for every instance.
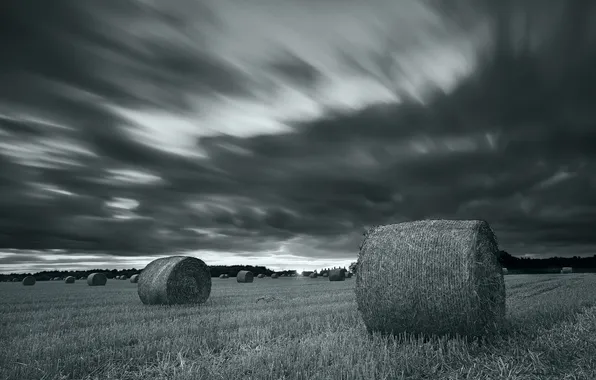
[560,267,572,274]
[309,273,318,278]
[271,273,279,278]
[120,275,128,280]
[219,274,227,279]
[53,277,61,281]
[79,277,86,280]
[329,269,346,281]
[322,273,328,277]
[12,278,19,282]
[22,276,36,286]
[65,276,75,284]
[355,219,506,338]
[130,274,139,283]
[502,268,508,275]
[87,273,107,286]
[346,272,353,278]
[137,256,211,305]
[257,274,265,278]
[237,270,254,283]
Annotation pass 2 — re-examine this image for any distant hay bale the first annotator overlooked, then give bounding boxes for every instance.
[560,267,573,274]
[271,274,279,279]
[65,276,75,284]
[329,269,346,281]
[355,219,506,338]
[257,274,265,278]
[12,278,19,282]
[120,275,128,280]
[237,270,254,283]
[53,277,61,281]
[79,277,86,280]
[219,274,228,279]
[87,273,107,286]
[137,256,211,305]
[502,268,508,275]
[130,274,139,283]
[346,272,353,278]
[309,273,318,278]
[322,273,328,277]
[22,276,36,286]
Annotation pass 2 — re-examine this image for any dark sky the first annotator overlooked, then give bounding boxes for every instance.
[1,0,595,273]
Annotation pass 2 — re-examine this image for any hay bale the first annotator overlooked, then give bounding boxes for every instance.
[502,268,508,275]
[87,273,107,286]
[560,267,573,274]
[11,278,19,282]
[257,274,265,278]
[130,274,139,283]
[79,277,86,280]
[65,276,75,284]
[329,269,346,281]
[53,277,61,281]
[346,272,353,278]
[355,219,506,338]
[271,273,279,279]
[137,256,211,305]
[237,270,254,283]
[120,275,128,280]
[309,273,318,278]
[22,276,36,286]
[322,273,328,277]
[219,274,227,279]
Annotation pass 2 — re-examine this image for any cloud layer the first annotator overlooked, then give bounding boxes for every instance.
[1,0,596,272]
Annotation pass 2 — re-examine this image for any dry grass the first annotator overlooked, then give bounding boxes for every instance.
[22,276,35,286]
[236,271,254,283]
[356,219,506,338]
[137,256,212,305]
[87,273,107,286]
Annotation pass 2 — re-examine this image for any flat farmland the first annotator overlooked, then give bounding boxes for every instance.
[1,274,596,380]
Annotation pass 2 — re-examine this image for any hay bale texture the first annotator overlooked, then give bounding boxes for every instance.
[355,219,506,338]
[237,270,254,283]
[22,276,36,286]
[560,267,573,274]
[130,274,139,283]
[87,273,107,286]
[329,269,346,281]
[65,276,75,284]
[137,256,211,305]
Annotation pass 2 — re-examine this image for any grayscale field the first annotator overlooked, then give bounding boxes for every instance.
[1,274,596,380]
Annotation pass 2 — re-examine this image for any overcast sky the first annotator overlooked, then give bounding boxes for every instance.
[1,0,595,274]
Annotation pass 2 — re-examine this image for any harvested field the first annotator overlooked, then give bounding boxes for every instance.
[1,273,595,380]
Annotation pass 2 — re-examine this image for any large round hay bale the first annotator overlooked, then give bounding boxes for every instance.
[237,270,254,283]
[271,273,279,279]
[22,276,36,286]
[130,274,139,283]
[257,274,265,278]
[137,256,211,305]
[309,273,318,278]
[329,269,346,281]
[502,268,508,275]
[65,276,75,284]
[560,267,572,274]
[87,273,107,286]
[356,219,506,338]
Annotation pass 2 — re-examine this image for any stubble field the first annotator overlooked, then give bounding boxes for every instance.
[1,274,596,380]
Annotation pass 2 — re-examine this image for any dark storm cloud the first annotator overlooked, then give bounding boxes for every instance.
[0,0,595,264]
